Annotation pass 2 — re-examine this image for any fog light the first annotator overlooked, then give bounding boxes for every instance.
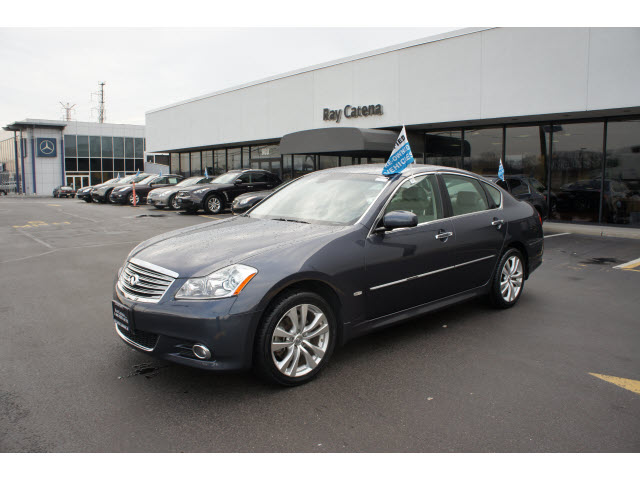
[192,344,211,360]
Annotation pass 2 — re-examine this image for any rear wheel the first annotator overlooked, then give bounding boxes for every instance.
[253,290,336,387]
[169,194,179,210]
[204,194,223,214]
[490,248,525,309]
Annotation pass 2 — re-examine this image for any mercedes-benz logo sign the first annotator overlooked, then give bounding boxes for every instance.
[129,274,140,286]
[40,140,55,155]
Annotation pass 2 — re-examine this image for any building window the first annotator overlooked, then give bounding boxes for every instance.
[134,138,144,158]
[170,153,179,174]
[228,148,242,170]
[102,158,113,171]
[202,151,213,176]
[90,136,101,157]
[64,135,77,157]
[293,155,314,178]
[550,122,604,223]
[191,151,202,176]
[102,136,113,157]
[504,125,551,202]
[426,131,463,168]
[77,158,89,171]
[214,149,226,174]
[605,119,640,225]
[77,136,89,157]
[113,137,124,158]
[318,156,339,170]
[180,152,190,176]
[65,158,77,171]
[125,138,134,158]
[463,128,503,176]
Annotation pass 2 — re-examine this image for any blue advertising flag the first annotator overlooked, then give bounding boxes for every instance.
[382,126,414,176]
[135,169,140,177]
[498,159,505,181]
[159,170,163,177]
[205,169,209,179]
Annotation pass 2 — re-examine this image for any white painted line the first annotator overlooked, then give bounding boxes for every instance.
[544,233,571,239]
[613,257,640,270]
[16,229,54,249]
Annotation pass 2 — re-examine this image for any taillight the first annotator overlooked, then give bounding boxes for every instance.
[538,211,542,224]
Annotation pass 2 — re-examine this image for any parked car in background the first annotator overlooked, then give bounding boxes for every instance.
[231,190,273,215]
[112,165,543,386]
[110,174,183,205]
[555,178,632,224]
[53,186,76,198]
[176,169,282,214]
[485,175,549,220]
[91,173,153,203]
[76,178,120,203]
[147,176,211,210]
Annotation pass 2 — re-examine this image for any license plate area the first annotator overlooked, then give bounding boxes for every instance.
[113,300,135,333]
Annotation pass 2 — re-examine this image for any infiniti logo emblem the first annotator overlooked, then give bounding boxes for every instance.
[129,274,140,286]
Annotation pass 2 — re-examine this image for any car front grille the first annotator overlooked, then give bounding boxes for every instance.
[117,259,178,303]
[116,324,159,350]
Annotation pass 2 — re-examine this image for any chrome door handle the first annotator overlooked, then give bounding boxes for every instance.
[435,231,453,240]
[491,218,505,227]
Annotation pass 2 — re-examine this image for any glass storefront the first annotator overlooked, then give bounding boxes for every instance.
[463,128,503,176]
[426,131,463,168]
[550,122,604,223]
[63,134,145,185]
[605,119,640,225]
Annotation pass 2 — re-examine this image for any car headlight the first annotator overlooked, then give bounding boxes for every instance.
[239,197,254,205]
[175,264,257,300]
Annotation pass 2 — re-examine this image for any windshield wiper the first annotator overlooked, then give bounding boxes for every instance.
[272,217,309,224]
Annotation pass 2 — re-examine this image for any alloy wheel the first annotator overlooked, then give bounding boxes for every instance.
[207,196,221,213]
[170,195,179,209]
[271,304,330,378]
[500,255,524,302]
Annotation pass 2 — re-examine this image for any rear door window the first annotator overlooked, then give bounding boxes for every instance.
[484,183,502,208]
[442,174,489,216]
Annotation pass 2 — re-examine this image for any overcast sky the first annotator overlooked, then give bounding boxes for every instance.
[0,28,457,130]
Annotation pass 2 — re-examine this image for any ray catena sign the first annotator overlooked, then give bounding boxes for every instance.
[323,104,383,123]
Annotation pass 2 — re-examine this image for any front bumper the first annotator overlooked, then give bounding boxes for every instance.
[77,191,91,200]
[147,196,168,207]
[110,191,130,204]
[176,195,202,210]
[113,285,261,371]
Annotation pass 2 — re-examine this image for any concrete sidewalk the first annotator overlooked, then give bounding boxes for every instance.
[543,221,640,240]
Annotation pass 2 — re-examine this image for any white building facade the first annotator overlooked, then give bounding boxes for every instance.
[146,27,640,226]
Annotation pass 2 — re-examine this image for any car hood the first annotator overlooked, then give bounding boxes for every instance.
[130,216,348,278]
[178,184,215,194]
[149,185,182,196]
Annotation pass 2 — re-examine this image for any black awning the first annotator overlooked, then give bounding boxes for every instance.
[280,127,423,156]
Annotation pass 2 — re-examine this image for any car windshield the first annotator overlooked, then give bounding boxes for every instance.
[211,172,240,184]
[136,175,158,185]
[248,172,389,225]
[103,178,119,185]
[176,177,204,187]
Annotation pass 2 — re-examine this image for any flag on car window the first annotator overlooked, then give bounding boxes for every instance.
[382,126,414,176]
[498,159,505,181]
[135,169,140,177]
[159,170,163,177]
[205,169,209,179]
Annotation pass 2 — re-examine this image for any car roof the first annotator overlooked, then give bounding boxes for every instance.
[316,163,488,179]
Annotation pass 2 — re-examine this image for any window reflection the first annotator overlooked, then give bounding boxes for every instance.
[426,131,463,168]
[550,122,604,223]
[606,119,640,225]
[463,128,502,176]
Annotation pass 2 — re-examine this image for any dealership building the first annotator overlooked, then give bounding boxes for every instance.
[144,27,639,226]
[1,120,148,195]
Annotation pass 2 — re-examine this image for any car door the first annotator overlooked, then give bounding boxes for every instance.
[364,174,457,320]
[229,172,252,200]
[439,173,506,292]
[249,171,270,192]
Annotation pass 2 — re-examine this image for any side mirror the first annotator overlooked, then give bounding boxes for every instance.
[235,179,243,184]
[375,210,418,233]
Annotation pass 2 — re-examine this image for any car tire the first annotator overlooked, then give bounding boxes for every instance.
[84,197,92,203]
[128,192,140,205]
[204,194,223,214]
[169,194,179,210]
[490,248,525,309]
[253,290,337,387]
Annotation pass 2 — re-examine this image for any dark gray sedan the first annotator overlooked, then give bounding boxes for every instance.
[112,165,543,386]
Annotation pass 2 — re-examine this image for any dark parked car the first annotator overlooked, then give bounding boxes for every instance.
[113,165,543,386]
[555,178,632,224]
[485,175,550,220]
[76,178,120,203]
[176,169,282,214]
[92,173,153,203]
[53,185,75,198]
[147,176,211,210]
[231,190,273,214]
[110,174,183,205]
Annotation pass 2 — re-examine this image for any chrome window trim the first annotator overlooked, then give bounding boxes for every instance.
[370,254,496,292]
[115,323,156,352]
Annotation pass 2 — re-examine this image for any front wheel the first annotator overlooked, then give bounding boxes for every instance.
[489,248,525,309]
[204,194,223,214]
[128,192,140,205]
[253,291,336,387]
[169,194,179,210]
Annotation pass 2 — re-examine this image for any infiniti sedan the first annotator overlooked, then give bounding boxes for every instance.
[113,165,543,386]
[147,176,212,209]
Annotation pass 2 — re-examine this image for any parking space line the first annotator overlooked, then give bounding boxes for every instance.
[15,229,54,249]
[544,233,571,239]
[589,373,640,395]
[613,257,640,271]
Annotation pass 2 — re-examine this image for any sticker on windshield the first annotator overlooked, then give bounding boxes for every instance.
[375,177,389,182]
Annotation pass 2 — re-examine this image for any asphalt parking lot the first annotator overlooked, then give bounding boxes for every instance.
[1,196,639,452]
